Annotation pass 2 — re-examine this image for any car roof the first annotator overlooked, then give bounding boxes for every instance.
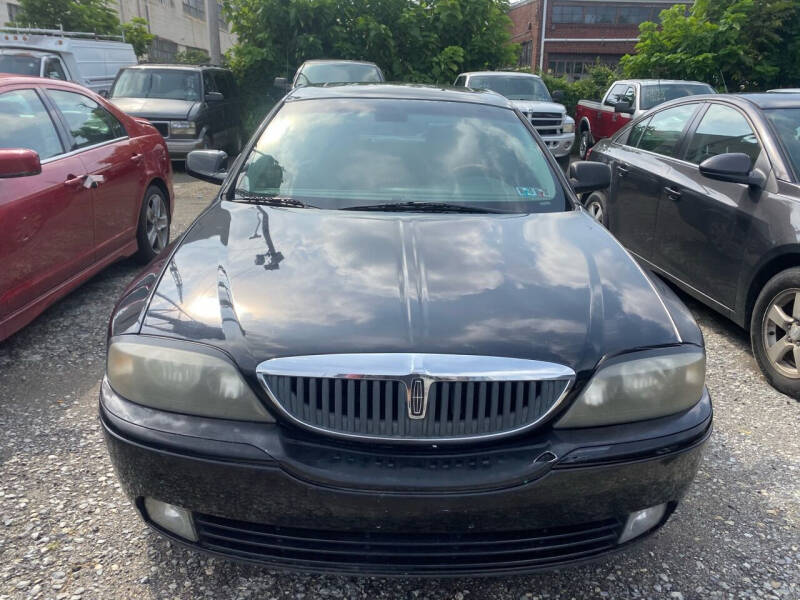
[0,73,87,90]
[461,71,542,79]
[285,83,513,108]
[122,64,228,71]
[0,48,52,58]
[617,79,712,86]
[738,93,800,108]
[299,59,379,67]
[640,92,800,112]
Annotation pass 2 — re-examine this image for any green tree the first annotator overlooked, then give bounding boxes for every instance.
[620,0,800,91]
[13,0,120,35]
[122,17,153,59]
[175,48,211,65]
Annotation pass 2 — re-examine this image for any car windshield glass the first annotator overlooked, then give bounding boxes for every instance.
[640,83,714,110]
[766,108,800,178]
[0,54,41,76]
[297,63,382,85]
[467,76,552,102]
[235,98,565,213]
[110,69,202,101]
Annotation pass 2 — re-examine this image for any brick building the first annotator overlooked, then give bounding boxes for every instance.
[509,0,690,80]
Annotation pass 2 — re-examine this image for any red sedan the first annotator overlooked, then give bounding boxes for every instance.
[0,75,173,341]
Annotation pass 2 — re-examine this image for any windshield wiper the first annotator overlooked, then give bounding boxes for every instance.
[342,201,509,214]
[233,192,314,208]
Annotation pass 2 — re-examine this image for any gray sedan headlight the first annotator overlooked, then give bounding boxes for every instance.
[107,339,274,422]
[554,348,705,428]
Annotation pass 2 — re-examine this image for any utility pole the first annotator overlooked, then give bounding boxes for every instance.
[205,0,222,65]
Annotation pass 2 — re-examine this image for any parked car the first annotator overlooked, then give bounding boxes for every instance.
[576,79,715,158]
[101,84,711,576]
[454,71,574,168]
[0,27,137,95]
[0,74,173,342]
[768,88,800,93]
[109,64,242,160]
[274,59,385,91]
[583,92,800,398]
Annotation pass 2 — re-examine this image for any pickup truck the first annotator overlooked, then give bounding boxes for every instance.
[576,79,715,158]
[0,28,136,95]
[454,71,575,168]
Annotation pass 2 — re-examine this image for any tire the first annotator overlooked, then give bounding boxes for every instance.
[750,267,800,399]
[584,191,607,226]
[135,185,170,264]
[579,129,593,159]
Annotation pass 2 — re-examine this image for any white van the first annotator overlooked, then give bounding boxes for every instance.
[0,28,137,94]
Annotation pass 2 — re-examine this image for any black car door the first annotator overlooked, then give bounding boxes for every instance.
[652,102,766,310]
[604,103,700,262]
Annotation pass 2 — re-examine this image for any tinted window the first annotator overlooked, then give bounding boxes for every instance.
[296,63,383,85]
[111,68,202,101]
[454,76,467,87]
[626,116,652,148]
[48,89,126,150]
[605,84,629,107]
[203,70,217,94]
[639,83,714,110]
[637,104,697,157]
[467,75,551,102]
[43,58,66,80]
[236,99,564,213]
[0,89,63,159]
[686,104,761,165]
[766,108,800,179]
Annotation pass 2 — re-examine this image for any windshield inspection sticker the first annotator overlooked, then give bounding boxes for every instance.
[516,186,545,198]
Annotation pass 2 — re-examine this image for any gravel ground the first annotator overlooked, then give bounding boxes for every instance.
[0,172,798,600]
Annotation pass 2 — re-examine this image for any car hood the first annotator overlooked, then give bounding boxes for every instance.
[140,202,680,375]
[510,100,566,115]
[109,97,198,120]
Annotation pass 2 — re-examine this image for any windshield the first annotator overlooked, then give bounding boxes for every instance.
[467,76,552,102]
[640,83,714,110]
[235,98,565,213]
[111,69,202,101]
[296,63,383,86]
[0,54,41,76]
[766,108,800,179]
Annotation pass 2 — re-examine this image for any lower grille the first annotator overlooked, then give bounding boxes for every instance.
[149,121,169,138]
[194,513,623,573]
[527,112,563,137]
[261,376,570,441]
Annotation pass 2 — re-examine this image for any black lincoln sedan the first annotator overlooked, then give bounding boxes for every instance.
[101,85,711,576]
[583,93,800,399]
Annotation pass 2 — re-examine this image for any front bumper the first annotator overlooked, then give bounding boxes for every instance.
[542,132,575,158]
[100,379,711,576]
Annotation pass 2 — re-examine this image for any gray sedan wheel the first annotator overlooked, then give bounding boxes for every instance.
[135,185,170,263]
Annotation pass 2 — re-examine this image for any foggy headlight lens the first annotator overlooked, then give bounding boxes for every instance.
[170,121,196,136]
[562,118,575,133]
[555,348,705,428]
[107,340,274,421]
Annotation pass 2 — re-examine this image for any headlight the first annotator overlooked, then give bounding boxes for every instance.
[170,121,196,136]
[562,118,575,133]
[107,339,274,422]
[554,348,705,428]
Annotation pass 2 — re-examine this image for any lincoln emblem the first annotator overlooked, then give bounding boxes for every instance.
[408,378,426,419]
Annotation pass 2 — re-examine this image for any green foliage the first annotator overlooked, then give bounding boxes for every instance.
[122,17,153,59]
[222,0,519,132]
[620,0,800,91]
[175,49,211,65]
[13,0,120,35]
[540,63,619,115]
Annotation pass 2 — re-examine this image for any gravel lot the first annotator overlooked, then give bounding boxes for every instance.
[0,172,798,600]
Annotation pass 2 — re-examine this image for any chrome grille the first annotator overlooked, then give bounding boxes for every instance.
[257,354,574,443]
[527,112,563,137]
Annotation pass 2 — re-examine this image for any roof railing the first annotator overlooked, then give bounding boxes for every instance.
[0,26,125,42]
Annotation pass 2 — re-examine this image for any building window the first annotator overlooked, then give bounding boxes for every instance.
[7,2,21,22]
[519,41,533,67]
[183,0,205,20]
[149,36,179,62]
[551,2,677,26]
[552,5,583,23]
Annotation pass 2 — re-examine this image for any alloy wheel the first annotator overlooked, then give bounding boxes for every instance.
[145,193,169,253]
[579,132,589,158]
[762,288,800,378]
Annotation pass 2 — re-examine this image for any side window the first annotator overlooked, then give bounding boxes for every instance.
[47,89,126,150]
[623,86,635,107]
[0,88,63,159]
[454,76,467,87]
[685,104,761,165]
[43,58,67,80]
[223,72,238,98]
[203,70,217,95]
[637,104,698,158]
[627,116,652,148]
[604,83,629,107]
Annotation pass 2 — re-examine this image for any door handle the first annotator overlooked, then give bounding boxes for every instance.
[131,153,144,163]
[64,174,86,188]
[616,165,629,176]
[664,186,682,200]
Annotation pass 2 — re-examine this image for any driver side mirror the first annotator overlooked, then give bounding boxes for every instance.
[614,100,634,115]
[205,91,224,103]
[0,148,42,178]
[699,152,766,189]
[186,149,228,185]
[569,161,611,194]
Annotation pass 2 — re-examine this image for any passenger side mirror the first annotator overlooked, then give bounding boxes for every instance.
[569,161,611,194]
[205,91,224,103]
[551,89,564,102]
[0,148,42,178]
[699,153,766,189]
[614,101,634,115]
[186,149,228,185]
[273,77,290,92]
